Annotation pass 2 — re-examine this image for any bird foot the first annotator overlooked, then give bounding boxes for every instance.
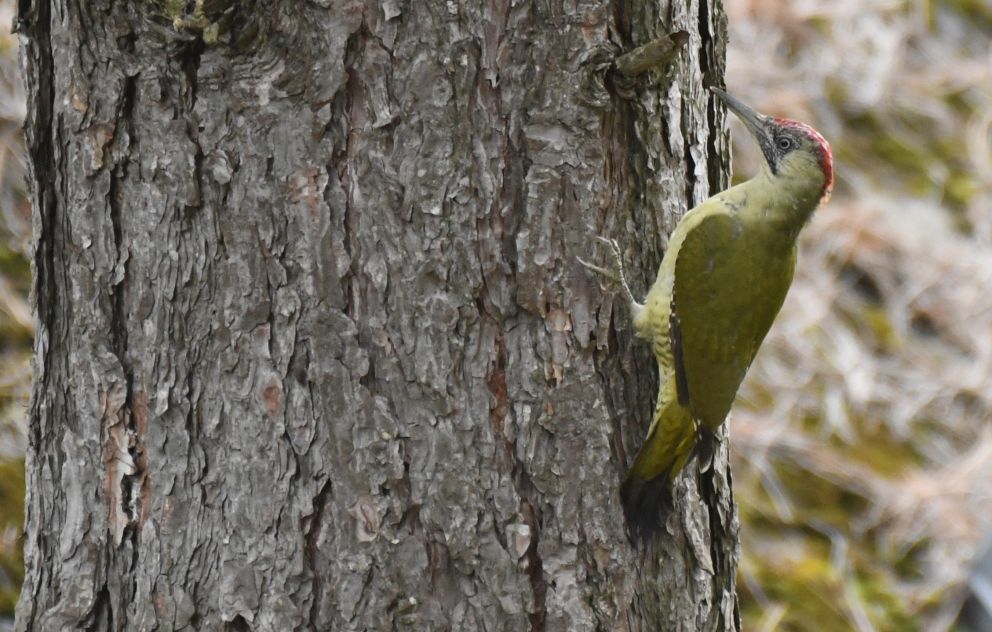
[577,236,636,307]
[694,425,718,474]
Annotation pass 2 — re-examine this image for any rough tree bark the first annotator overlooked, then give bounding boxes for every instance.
[16,0,736,630]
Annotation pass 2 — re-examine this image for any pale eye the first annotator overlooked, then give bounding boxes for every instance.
[776,136,795,151]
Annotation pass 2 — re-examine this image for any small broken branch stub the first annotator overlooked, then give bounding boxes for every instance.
[615,31,690,78]
[578,31,690,108]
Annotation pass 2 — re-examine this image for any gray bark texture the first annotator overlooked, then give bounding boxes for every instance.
[16,0,736,630]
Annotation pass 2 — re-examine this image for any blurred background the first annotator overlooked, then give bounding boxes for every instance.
[726,0,992,630]
[0,0,990,629]
[0,0,27,623]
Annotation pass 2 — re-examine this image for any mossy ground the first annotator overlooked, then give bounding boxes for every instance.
[727,0,992,629]
[0,0,27,619]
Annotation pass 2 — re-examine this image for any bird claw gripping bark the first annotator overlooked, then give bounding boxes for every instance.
[577,237,637,307]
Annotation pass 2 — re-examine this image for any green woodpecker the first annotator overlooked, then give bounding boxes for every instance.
[581,87,833,536]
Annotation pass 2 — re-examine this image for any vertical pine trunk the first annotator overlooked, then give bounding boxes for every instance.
[17,0,736,629]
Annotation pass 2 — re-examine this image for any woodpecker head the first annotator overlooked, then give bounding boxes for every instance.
[711,87,834,205]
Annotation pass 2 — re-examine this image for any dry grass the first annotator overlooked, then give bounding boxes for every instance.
[0,0,28,452]
[0,0,28,618]
[726,0,992,628]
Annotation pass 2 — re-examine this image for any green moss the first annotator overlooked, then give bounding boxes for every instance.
[827,103,983,216]
[161,0,185,19]
[0,458,24,617]
[0,243,30,342]
[874,135,929,174]
[0,321,30,346]
[155,0,238,45]
[887,538,929,581]
[943,0,992,26]
[863,305,901,353]
[843,419,923,476]
[739,534,921,632]
[0,243,28,289]
[0,460,23,529]
[943,171,980,209]
[738,487,924,630]
[854,567,921,631]
[735,399,933,630]
[779,463,870,525]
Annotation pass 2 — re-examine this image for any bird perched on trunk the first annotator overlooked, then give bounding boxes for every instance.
[580,87,833,537]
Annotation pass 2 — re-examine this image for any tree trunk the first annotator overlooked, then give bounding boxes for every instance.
[16,0,736,630]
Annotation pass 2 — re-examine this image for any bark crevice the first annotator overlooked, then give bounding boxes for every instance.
[483,315,548,629]
[303,479,333,629]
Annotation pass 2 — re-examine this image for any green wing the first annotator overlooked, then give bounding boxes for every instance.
[670,212,795,429]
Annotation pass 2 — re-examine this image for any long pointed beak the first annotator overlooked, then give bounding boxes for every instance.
[710,87,769,142]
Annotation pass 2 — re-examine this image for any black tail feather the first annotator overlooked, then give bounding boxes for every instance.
[620,427,720,543]
[620,473,673,543]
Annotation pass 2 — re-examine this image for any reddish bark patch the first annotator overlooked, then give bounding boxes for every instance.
[261,381,283,417]
[484,327,513,454]
[132,388,152,527]
[287,166,324,221]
